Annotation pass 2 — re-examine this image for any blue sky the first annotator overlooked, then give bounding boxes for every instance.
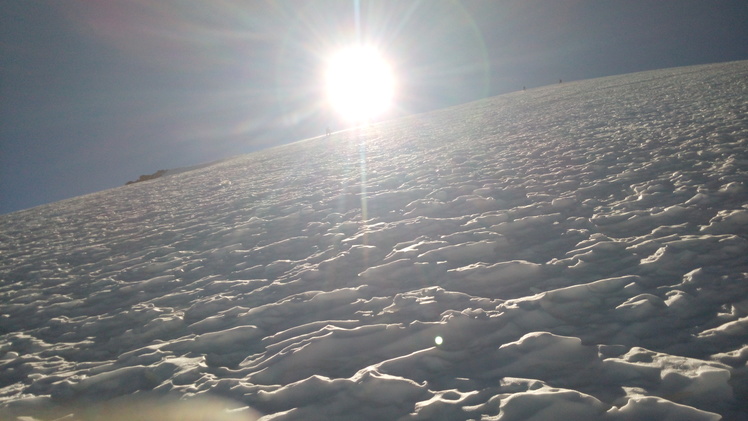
[2,0,747,214]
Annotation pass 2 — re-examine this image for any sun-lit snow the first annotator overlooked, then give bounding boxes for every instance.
[1,61,747,420]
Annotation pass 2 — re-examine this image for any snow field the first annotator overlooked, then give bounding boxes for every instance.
[1,61,747,420]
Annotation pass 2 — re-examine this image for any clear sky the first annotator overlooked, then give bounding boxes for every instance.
[2,0,747,215]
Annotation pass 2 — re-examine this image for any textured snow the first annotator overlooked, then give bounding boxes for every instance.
[1,61,748,420]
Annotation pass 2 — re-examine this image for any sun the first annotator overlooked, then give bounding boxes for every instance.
[325,46,395,123]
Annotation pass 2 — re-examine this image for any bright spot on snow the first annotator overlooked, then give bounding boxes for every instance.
[325,46,395,123]
[435,336,443,346]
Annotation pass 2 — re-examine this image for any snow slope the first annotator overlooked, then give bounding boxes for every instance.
[1,61,747,420]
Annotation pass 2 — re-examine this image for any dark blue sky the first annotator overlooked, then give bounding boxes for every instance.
[2,0,747,214]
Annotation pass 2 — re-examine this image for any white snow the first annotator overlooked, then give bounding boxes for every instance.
[1,61,748,420]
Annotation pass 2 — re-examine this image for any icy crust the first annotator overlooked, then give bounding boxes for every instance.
[1,61,748,420]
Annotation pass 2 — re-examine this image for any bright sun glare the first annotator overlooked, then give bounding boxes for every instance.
[326,46,395,123]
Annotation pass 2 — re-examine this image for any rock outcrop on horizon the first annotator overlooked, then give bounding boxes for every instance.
[126,169,168,185]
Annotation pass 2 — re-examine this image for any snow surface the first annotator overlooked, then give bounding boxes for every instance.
[1,61,747,420]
